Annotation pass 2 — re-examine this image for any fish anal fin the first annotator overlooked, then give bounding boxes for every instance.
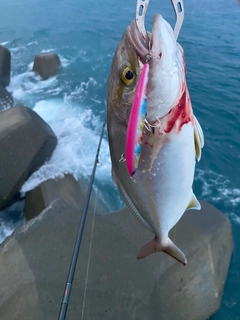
[113,171,153,232]
[194,115,204,161]
[137,237,187,266]
[186,193,201,211]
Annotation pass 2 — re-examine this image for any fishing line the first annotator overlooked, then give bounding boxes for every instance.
[58,119,106,320]
[144,118,161,131]
[81,184,99,320]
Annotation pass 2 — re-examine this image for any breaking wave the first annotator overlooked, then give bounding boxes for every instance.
[21,98,111,193]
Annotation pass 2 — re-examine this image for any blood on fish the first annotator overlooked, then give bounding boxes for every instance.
[144,141,153,148]
[164,87,193,134]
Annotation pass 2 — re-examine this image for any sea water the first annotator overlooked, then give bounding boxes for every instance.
[0,0,239,318]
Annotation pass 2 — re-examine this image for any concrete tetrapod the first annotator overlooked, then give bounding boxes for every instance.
[32,52,61,80]
[24,174,84,220]
[0,45,11,87]
[0,174,233,320]
[0,105,57,210]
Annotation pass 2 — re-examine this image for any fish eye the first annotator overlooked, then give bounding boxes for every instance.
[121,66,135,85]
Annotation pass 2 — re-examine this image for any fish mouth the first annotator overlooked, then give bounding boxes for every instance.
[147,14,184,122]
[126,21,150,64]
[126,13,183,122]
[150,14,175,60]
[127,14,175,64]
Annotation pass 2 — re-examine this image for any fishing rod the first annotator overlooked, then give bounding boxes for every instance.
[58,119,106,320]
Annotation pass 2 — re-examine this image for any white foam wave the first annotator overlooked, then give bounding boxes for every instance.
[41,48,56,53]
[7,52,72,102]
[21,99,111,193]
[28,62,34,70]
[10,46,26,52]
[0,202,25,244]
[195,168,240,221]
[0,41,9,46]
[7,70,59,101]
[0,225,14,244]
[64,78,97,101]
[58,54,71,68]
[27,41,38,46]
[229,213,240,225]
[91,98,102,104]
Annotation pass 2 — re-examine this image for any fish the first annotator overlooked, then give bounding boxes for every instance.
[106,13,204,265]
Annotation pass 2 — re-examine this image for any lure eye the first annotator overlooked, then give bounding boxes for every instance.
[121,66,135,85]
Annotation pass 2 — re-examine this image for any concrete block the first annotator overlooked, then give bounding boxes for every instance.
[0,105,57,210]
[32,52,61,80]
[0,84,14,112]
[0,45,11,87]
[0,190,233,320]
[24,174,83,220]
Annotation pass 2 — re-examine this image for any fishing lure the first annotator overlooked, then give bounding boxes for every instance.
[126,63,149,176]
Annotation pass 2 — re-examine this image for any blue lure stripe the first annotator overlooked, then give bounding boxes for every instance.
[134,97,147,167]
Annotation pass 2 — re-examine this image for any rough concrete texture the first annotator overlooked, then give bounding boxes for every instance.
[0,84,14,112]
[32,52,61,80]
[24,174,82,220]
[0,105,57,210]
[0,174,233,320]
[0,45,11,87]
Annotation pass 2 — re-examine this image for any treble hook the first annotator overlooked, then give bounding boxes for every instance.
[136,0,185,41]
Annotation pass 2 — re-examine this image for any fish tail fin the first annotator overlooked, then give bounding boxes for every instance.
[163,238,187,266]
[136,237,187,266]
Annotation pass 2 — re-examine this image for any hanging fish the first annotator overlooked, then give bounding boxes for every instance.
[106,13,204,265]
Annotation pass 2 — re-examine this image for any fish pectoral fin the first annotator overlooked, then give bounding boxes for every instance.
[136,237,187,266]
[186,193,201,211]
[194,115,204,161]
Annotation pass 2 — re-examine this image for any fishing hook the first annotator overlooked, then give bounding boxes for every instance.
[171,0,184,39]
[119,153,126,163]
[136,0,150,47]
[144,118,162,131]
[144,53,152,63]
[136,0,185,41]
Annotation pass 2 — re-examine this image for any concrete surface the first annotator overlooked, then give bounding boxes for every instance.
[32,52,61,80]
[0,175,233,320]
[0,84,13,112]
[0,105,57,210]
[24,174,82,220]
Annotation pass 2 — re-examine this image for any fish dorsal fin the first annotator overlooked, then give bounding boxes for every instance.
[114,174,153,232]
[186,193,201,211]
[194,115,204,161]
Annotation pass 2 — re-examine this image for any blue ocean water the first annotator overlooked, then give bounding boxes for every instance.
[0,0,239,318]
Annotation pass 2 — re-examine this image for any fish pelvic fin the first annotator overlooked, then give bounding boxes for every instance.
[186,192,201,211]
[194,115,204,161]
[136,237,187,266]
